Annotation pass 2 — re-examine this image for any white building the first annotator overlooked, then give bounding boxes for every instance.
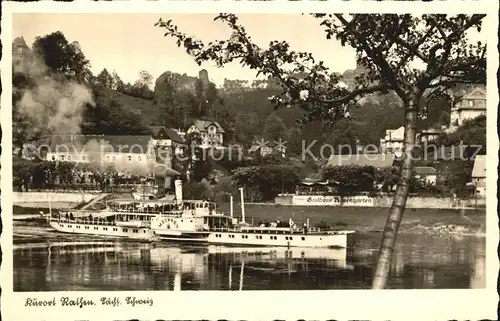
[471,155,486,197]
[413,166,437,185]
[380,126,404,156]
[186,120,225,149]
[149,126,185,156]
[449,86,486,128]
[44,135,157,169]
[417,128,443,145]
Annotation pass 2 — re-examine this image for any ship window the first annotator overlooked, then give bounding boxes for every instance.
[123,228,128,232]
[68,225,72,228]
[103,227,107,231]
[133,229,138,233]
[301,237,305,241]
[85,226,89,229]
[144,230,146,233]
[113,228,117,231]
[76,225,80,228]
[289,237,293,240]
[94,227,98,230]
[270,236,274,240]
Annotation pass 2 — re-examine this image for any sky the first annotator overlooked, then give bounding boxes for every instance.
[12,14,358,87]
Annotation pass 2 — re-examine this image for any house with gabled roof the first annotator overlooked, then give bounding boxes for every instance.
[186,119,225,148]
[380,126,404,156]
[413,166,437,185]
[149,126,185,156]
[450,85,486,127]
[471,155,486,197]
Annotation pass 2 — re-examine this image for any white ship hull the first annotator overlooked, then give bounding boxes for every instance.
[152,229,352,248]
[206,230,351,248]
[49,221,156,240]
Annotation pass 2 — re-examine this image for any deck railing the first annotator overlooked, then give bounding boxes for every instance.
[208,226,322,234]
[49,217,152,228]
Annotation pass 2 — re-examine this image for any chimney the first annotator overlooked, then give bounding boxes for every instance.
[175,180,183,203]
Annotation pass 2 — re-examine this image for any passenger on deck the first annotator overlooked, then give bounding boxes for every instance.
[303,222,308,235]
[69,212,74,220]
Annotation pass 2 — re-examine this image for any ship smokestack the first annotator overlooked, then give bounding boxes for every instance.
[175,180,183,203]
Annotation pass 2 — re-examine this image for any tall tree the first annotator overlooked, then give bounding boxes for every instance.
[32,31,91,79]
[136,70,154,89]
[112,70,125,91]
[156,13,486,288]
[95,68,114,88]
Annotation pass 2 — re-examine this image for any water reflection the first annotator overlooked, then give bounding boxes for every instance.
[13,234,485,291]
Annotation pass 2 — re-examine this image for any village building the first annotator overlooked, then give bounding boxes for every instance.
[471,155,486,197]
[449,85,486,128]
[186,120,225,149]
[417,128,443,145]
[413,166,438,185]
[149,126,185,156]
[12,36,30,69]
[380,126,404,156]
[44,135,156,167]
[39,134,179,193]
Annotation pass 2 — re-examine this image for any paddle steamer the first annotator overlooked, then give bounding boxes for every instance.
[150,182,355,248]
[47,199,178,240]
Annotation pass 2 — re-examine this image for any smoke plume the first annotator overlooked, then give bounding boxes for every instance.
[14,52,94,138]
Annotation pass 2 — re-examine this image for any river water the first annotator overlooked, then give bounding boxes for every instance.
[13,231,485,291]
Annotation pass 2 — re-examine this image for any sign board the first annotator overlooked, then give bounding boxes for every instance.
[292,195,374,207]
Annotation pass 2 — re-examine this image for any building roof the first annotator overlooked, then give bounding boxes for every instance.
[326,153,396,168]
[472,155,486,178]
[455,85,486,110]
[414,166,437,176]
[13,37,29,49]
[45,135,153,155]
[190,119,225,133]
[384,126,405,141]
[148,126,185,143]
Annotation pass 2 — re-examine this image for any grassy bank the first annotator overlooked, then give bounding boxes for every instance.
[216,203,486,236]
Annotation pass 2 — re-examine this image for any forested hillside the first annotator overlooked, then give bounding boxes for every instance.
[13,31,453,155]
